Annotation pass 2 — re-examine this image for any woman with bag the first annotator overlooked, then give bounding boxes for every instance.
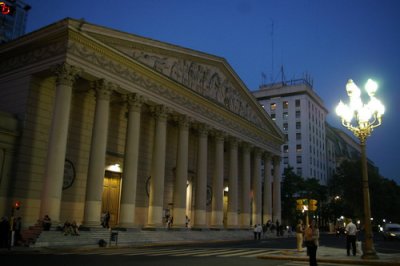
[304,220,319,266]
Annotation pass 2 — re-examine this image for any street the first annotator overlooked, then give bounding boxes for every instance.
[2,233,400,266]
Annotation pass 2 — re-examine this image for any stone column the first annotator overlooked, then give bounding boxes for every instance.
[272,156,282,224]
[193,124,208,228]
[252,148,262,226]
[40,63,79,222]
[147,105,169,228]
[83,79,113,226]
[119,94,144,228]
[263,153,273,223]
[227,137,238,228]
[240,143,251,228]
[172,115,190,228]
[211,131,224,228]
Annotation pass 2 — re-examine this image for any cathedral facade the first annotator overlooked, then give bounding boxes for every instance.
[0,18,284,229]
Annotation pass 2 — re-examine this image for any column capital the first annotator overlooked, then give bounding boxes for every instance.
[194,123,210,137]
[273,155,281,166]
[211,130,225,141]
[228,136,238,148]
[52,63,81,87]
[241,142,253,152]
[150,105,170,121]
[173,114,192,129]
[263,152,272,160]
[126,93,146,112]
[253,147,262,156]
[92,79,115,100]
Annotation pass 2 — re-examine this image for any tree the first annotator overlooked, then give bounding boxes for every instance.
[328,159,400,226]
[281,166,328,226]
[281,166,304,226]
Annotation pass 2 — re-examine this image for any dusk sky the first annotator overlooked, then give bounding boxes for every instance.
[25,0,400,183]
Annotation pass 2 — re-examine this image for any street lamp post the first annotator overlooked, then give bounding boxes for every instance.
[336,79,384,260]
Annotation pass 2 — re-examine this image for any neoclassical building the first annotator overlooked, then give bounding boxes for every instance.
[0,18,284,229]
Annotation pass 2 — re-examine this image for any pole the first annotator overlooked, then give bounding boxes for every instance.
[360,139,378,259]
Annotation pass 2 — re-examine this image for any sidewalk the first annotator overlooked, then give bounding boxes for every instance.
[258,246,400,266]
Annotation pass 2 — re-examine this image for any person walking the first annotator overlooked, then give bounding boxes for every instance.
[296,219,304,251]
[345,218,357,256]
[304,220,319,266]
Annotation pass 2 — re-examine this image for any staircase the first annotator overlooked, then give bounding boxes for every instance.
[20,223,43,246]
[31,228,254,248]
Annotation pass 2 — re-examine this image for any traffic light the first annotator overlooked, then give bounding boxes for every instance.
[14,200,21,210]
[296,199,304,211]
[309,199,317,211]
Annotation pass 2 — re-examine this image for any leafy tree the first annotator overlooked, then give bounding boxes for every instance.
[328,159,400,226]
[281,166,304,226]
[281,167,327,226]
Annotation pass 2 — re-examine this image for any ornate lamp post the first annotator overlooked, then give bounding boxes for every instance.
[336,79,384,260]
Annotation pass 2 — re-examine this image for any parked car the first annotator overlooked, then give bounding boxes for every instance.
[382,223,400,240]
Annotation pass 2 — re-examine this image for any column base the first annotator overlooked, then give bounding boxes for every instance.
[191,225,208,230]
[143,224,167,231]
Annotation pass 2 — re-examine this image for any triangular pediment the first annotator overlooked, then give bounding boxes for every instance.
[72,20,281,138]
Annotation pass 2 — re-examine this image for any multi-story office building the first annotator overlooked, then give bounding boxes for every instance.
[0,0,31,43]
[253,79,329,184]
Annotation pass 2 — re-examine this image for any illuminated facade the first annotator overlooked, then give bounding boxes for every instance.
[0,18,284,229]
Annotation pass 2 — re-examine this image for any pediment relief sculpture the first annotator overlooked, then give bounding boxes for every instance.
[130,50,263,128]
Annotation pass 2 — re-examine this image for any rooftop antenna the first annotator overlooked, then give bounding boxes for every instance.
[280,65,286,83]
[270,19,274,82]
[261,72,267,86]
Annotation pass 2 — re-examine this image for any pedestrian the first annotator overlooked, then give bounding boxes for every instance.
[276,219,280,236]
[13,217,22,246]
[42,215,51,231]
[345,218,357,256]
[304,220,319,266]
[0,216,10,249]
[296,219,304,251]
[101,211,110,228]
[253,224,258,240]
[256,224,262,240]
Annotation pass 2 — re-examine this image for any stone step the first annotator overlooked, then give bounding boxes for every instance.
[32,229,254,247]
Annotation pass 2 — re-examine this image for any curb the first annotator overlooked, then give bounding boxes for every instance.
[257,255,400,266]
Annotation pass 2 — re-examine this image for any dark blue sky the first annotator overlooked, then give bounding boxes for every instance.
[26,0,400,183]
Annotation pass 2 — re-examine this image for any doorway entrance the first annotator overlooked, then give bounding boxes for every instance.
[102,171,121,227]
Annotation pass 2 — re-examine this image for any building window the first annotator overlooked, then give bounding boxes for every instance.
[297,156,302,164]
[283,156,289,164]
[284,134,289,142]
[270,103,276,111]
[296,133,301,140]
[270,113,276,120]
[296,121,301,130]
[296,144,302,152]
[283,112,288,120]
[295,99,300,107]
[296,167,302,176]
[296,110,301,118]
[283,101,289,109]
[283,145,289,153]
[283,122,288,131]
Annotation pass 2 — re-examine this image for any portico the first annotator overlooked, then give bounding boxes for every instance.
[0,18,284,229]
